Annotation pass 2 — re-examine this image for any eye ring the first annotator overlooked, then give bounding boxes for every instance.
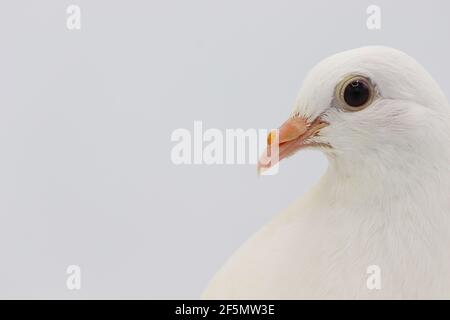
[336,75,375,112]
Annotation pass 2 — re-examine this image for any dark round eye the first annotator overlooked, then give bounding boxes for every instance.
[343,80,370,107]
[338,76,374,111]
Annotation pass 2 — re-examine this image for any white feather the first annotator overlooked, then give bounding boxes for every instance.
[203,46,450,299]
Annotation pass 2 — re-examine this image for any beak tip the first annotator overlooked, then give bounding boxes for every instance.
[267,131,276,146]
[257,158,272,176]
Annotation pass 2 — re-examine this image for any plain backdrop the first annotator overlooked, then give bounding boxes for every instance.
[0,0,449,298]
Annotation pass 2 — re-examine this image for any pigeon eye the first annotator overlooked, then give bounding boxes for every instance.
[337,76,374,111]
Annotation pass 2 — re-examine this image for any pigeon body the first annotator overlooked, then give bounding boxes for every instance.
[203,46,450,299]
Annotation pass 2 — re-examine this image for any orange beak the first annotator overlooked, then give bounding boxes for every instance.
[258,116,329,174]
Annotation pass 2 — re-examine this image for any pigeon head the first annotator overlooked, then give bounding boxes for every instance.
[259,46,450,175]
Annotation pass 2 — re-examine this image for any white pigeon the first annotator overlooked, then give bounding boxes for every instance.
[203,46,450,299]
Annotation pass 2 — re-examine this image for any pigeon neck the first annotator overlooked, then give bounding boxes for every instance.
[320,149,450,208]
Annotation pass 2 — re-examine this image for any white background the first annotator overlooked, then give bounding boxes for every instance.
[0,0,449,298]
